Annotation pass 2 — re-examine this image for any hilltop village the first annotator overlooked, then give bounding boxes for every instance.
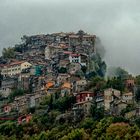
[0,30,106,117]
[0,30,140,139]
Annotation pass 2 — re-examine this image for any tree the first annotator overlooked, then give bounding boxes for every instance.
[61,128,86,140]
[37,131,48,140]
[0,121,17,137]
[58,67,67,73]
[9,88,24,102]
[135,76,140,102]
[112,116,129,123]
[106,77,125,92]
[135,117,140,128]
[81,66,87,74]
[53,96,76,112]
[75,70,84,78]
[80,117,95,130]
[21,35,31,45]
[135,75,140,85]
[90,105,104,121]
[120,104,135,116]
[92,117,113,139]
[106,123,131,139]
[2,47,15,59]
[89,76,107,91]
[14,44,23,53]
[107,67,129,79]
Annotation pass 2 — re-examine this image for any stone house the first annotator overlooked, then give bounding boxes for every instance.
[13,90,46,113]
[45,71,57,81]
[68,31,96,47]
[57,74,71,86]
[59,60,70,68]
[45,45,63,60]
[28,90,46,108]
[104,88,121,111]
[125,110,136,119]
[14,95,28,113]
[68,34,80,46]
[125,78,135,92]
[18,73,31,91]
[136,106,140,116]
[67,63,81,75]
[75,79,87,92]
[0,77,18,97]
[125,79,135,87]
[122,92,134,104]
[74,100,94,116]
[110,100,128,115]
[28,45,46,57]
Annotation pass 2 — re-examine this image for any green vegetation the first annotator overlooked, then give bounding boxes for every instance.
[8,88,24,102]
[58,67,67,74]
[2,47,15,59]
[121,105,135,116]
[0,92,139,140]
[106,77,126,92]
[107,67,129,78]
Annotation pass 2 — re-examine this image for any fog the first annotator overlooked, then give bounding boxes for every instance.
[0,0,140,74]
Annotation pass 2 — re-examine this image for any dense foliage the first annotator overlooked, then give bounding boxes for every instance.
[0,116,139,140]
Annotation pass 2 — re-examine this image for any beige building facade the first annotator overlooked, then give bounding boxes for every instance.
[1,61,32,76]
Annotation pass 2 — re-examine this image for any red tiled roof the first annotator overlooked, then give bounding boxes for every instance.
[63,51,72,54]
[61,82,71,89]
[70,53,80,57]
[9,61,25,66]
[2,61,26,68]
[0,64,5,67]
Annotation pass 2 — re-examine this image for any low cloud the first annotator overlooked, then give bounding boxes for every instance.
[0,0,140,74]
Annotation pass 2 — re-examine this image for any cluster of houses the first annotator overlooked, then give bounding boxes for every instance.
[0,30,139,122]
[0,31,96,114]
[73,82,138,120]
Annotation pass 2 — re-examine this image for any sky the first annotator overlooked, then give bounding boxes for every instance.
[0,0,140,74]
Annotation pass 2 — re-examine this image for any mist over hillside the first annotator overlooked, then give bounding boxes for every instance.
[0,0,140,74]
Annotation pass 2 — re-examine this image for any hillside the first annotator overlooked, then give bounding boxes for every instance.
[0,31,140,140]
